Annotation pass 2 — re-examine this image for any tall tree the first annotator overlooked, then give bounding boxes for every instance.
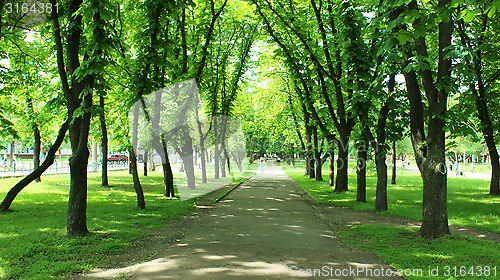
[390,0,454,238]
[455,4,500,195]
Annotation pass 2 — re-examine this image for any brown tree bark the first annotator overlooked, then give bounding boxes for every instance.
[399,0,452,239]
[329,145,335,187]
[51,0,91,237]
[131,104,146,208]
[99,92,109,187]
[334,137,349,192]
[391,141,396,185]
[27,98,41,182]
[313,127,323,181]
[143,150,148,177]
[356,140,367,203]
[129,147,145,209]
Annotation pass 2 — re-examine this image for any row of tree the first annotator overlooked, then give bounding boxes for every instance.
[244,0,500,239]
[0,0,257,236]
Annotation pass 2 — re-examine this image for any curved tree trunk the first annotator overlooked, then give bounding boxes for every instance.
[129,147,145,209]
[27,98,42,183]
[0,118,69,212]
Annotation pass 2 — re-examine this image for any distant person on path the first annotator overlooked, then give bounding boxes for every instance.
[260,157,265,172]
[471,162,476,173]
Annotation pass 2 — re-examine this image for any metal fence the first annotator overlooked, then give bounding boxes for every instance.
[0,160,130,178]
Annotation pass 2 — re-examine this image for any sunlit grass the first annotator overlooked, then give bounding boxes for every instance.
[0,170,198,279]
[338,224,500,280]
[285,162,500,233]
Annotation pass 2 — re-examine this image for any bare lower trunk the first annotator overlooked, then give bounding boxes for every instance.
[129,147,145,209]
[67,152,89,236]
[200,146,207,184]
[329,146,335,187]
[356,141,367,203]
[100,93,109,187]
[391,141,396,185]
[313,127,322,181]
[182,136,196,190]
[159,136,175,198]
[34,126,41,182]
[375,153,388,211]
[214,143,220,179]
[143,150,148,177]
[334,138,349,192]
[220,153,226,177]
[489,149,500,195]
[477,106,500,195]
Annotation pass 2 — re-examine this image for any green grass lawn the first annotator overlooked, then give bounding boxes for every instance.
[0,168,253,280]
[285,162,500,280]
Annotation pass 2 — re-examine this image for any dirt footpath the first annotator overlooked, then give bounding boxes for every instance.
[79,163,403,279]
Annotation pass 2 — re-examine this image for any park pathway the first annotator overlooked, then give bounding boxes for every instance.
[84,161,402,279]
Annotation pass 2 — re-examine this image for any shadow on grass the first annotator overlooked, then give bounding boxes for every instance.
[285,170,500,234]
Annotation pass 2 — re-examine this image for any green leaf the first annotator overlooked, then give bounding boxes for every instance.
[463,9,478,23]
[397,32,413,45]
[487,5,497,18]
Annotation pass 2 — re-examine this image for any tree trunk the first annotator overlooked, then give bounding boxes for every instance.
[181,132,196,190]
[0,119,69,212]
[27,98,41,182]
[214,144,220,179]
[67,147,89,237]
[159,135,175,198]
[375,153,388,211]
[334,137,349,192]
[375,100,390,211]
[131,103,146,208]
[200,146,207,184]
[313,127,322,181]
[391,141,396,185]
[100,93,109,187]
[399,0,452,239]
[9,141,13,168]
[34,126,41,182]
[143,150,148,177]
[225,148,231,175]
[128,147,145,209]
[306,125,315,178]
[329,145,335,187]
[473,82,500,195]
[356,141,367,203]
[220,153,226,177]
[67,97,92,237]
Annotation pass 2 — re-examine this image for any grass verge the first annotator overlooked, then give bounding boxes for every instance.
[285,162,499,279]
[285,168,499,233]
[0,168,252,280]
[337,224,499,279]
